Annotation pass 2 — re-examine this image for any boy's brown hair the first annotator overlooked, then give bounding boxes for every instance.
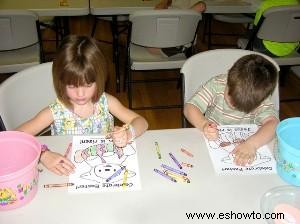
[52,35,108,108]
[227,54,278,113]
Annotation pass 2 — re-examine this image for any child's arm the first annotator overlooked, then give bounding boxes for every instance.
[16,107,75,175]
[106,94,148,146]
[232,116,279,166]
[184,103,218,140]
[16,107,53,135]
[40,150,75,176]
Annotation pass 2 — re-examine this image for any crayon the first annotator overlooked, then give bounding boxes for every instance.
[180,148,194,157]
[155,141,162,159]
[164,170,190,183]
[122,169,129,189]
[154,168,177,183]
[169,153,183,169]
[181,162,194,168]
[106,166,125,182]
[161,164,187,176]
[64,142,72,157]
[44,183,74,188]
[106,124,129,138]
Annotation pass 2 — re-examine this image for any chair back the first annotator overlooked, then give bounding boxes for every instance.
[0,10,39,51]
[0,62,56,131]
[129,9,201,48]
[181,49,280,111]
[257,5,300,42]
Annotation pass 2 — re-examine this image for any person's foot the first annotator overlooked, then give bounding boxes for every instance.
[191,1,206,12]
[147,47,163,55]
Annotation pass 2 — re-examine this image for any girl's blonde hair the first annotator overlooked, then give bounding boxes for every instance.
[52,35,108,108]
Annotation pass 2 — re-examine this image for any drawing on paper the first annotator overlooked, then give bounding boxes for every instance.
[204,125,276,175]
[69,136,141,193]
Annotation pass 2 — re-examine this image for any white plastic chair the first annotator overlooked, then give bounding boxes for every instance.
[0,10,43,74]
[126,9,201,109]
[203,13,253,49]
[237,5,300,66]
[0,62,56,133]
[91,15,129,92]
[180,49,280,127]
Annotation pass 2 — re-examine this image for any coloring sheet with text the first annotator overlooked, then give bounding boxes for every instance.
[205,125,277,175]
[69,136,141,193]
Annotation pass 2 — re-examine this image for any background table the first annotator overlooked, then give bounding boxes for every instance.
[0,0,89,16]
[90,0,261,15]
[0,128,285,224]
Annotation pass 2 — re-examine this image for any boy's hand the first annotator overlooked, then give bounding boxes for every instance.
[232,141,257,166]
[40,151,75,176]
[203,122,219,140]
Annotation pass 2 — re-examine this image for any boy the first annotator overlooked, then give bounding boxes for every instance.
[184,54,279,166]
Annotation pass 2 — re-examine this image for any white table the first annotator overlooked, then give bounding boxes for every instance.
[0,128,285,224]
[0,0,89,16]
[90,0,261,15]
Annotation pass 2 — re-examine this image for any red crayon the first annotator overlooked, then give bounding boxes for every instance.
[180,148,194,157]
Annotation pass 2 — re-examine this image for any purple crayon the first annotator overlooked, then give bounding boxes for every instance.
[161,164,187,176]
[169,153,183,169]
[154,168,177,183]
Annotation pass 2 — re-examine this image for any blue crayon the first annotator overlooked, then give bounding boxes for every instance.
[106,166,125,182]
[161,164,187,176]
[154,168,177,183]
[169,153,183,169]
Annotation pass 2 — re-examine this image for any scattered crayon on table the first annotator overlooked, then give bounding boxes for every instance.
[155,141,162,159]
[154,168,177,183]
[169,153,183,169]
[44,183,74,188]
[182,162,194,168]
[180,148,194,157]
[161,164,187,176]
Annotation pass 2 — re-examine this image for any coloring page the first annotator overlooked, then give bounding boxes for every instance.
[204,125,277,175]
[68,136,141,193]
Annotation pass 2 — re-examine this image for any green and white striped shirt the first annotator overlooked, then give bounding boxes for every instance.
[187,74,278,125]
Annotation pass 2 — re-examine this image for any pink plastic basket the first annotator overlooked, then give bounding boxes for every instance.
[0,131,41,211]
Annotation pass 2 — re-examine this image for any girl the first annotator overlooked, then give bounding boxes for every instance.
[16,35,148,176]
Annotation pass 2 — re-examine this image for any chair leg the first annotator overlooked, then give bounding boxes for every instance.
[91,16,98,37]
[207,14,212,50]
[111,16,121,92]
[128,69,133,109]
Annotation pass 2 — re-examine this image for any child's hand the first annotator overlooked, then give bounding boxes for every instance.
[40,151,75,176]
[112,126,128,148]
[203,122,219,140]
[232,141,257,166]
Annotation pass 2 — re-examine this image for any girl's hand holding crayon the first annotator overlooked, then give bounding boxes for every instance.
[111,126,130,148]
[40,151,75,176]
[203,122,219,140]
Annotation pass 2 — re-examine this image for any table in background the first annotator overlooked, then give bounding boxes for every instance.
[90,0,261,15]
[0,0,89,16]
[0,128,285,224]
[0,0,89,39]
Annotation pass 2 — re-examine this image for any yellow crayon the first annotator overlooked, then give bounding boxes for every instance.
[155,142,162,159]
[164,170,190,183]
[122,169,129,189]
